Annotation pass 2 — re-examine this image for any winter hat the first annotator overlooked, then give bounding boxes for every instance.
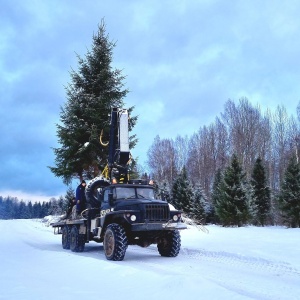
[81,180,86,184]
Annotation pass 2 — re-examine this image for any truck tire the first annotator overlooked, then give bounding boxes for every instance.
[85,176,110,208]
[157,230,181,257]
[104,223,128,261]
[70,226,85,252]
[62,226,70,249]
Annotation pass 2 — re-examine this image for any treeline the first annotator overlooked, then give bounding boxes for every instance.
[146,98,300,227]
[0,188,75,220]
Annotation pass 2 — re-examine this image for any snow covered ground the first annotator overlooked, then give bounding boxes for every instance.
[0,219,299,300]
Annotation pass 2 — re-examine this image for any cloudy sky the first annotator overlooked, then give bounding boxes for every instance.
[1,0,300,201]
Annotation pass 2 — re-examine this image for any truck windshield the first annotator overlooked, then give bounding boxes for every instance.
[114,187,135,199]
[114,187,155,200]
[136,188,155,199]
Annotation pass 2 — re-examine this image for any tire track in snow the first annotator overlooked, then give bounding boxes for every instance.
[181,247,300,278]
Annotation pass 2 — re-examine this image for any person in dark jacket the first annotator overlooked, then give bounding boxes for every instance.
[76,180,86,213]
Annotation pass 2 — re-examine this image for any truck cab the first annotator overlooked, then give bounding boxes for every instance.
[97,181,184,233]
[86,180,186,260]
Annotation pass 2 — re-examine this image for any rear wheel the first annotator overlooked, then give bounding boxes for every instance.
[70,226,85,252]
[62,226,70,249]
[104,224,128,261]
[157,230,181,257]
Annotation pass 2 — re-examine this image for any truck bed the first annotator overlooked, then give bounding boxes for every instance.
[51,218,86,227]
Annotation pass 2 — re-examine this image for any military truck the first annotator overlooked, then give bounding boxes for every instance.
[51,108,187,261]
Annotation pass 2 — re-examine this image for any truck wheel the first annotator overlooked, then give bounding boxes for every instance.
[62,226,70,249]
[157,230,181,257]
[104,224,128,261]
[70,226,85,252]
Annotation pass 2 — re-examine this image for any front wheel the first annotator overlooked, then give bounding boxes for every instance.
[70,226,85,252]
[157,230,181,257]
[103,224,128,261]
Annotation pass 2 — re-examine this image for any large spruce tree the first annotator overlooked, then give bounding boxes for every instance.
[50,20,137,184]
[216,154,250,226]
[278,155,300,228]
[251,157,271,226]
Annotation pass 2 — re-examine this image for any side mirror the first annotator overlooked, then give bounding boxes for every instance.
[108,192,114,206]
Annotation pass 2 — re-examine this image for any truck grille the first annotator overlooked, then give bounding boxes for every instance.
[145,204,169,222]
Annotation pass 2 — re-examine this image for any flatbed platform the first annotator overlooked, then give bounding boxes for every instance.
[51,218,86,227]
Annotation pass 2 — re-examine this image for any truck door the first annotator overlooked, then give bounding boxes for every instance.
[101,188,112,210]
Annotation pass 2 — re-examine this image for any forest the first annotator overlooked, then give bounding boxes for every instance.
[0,188,74,220]
[1,98,300,228]
[146,98,300,228]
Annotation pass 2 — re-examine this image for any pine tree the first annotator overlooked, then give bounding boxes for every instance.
[62,187,74,215]
[251,158,271,226]
[278,155,300,228]
[57,196,65,215]
[191,185,207,224]
[3,197,17,219]
[0,196,4,219]
[210,168,222,224]
[27,201,33,219]
[33,202,41,218]
[172,166,193,214]
[50,20,137,184]
[216,154,250,227]
[155,181,171,202]
[18,201,29,219]
[64,187,75,203]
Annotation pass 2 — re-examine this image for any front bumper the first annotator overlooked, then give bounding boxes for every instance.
[131,221,187,231]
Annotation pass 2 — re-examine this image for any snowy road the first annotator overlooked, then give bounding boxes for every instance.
[0,219,299,300]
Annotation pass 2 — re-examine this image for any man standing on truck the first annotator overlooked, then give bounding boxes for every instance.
[76,180,86,214]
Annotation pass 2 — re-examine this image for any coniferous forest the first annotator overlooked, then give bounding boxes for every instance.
[146,98,300,228]
[0,196,56,220]
[2,99,300,228]
[0,188,75,220]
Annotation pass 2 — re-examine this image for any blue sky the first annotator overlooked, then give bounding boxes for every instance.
[1,0,300,201]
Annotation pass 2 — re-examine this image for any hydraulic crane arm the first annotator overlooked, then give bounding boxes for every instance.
[105,108,130,183]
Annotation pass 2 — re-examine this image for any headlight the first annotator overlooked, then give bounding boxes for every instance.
[130,215,136,221]
[173,215,178,222]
